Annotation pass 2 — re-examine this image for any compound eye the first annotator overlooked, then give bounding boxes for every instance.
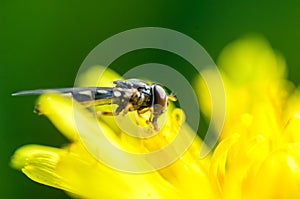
[152,85,167,113]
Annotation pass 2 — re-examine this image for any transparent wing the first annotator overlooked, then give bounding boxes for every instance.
[12,87,114,103]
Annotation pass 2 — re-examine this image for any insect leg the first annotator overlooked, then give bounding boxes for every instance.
[148,107,160,131]
[133,111,141,126]
[122,102,133,116]
[137,108,151,124]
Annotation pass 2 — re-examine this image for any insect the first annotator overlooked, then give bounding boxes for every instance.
[13,79,176,131]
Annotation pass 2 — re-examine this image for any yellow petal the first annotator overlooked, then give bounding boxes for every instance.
[244,143,300,199]
[210,133,240,196]
[222,135,271,199]
[218,35,286,86]
[283,115,300,143]
[11,144,182,199]
[30,92,211,198]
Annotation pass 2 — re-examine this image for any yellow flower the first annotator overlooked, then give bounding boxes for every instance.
[11,67,214,198]
[197,35,300,199]
[11,35,300,199]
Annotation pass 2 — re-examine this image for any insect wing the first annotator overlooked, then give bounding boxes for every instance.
[13,87,114,102]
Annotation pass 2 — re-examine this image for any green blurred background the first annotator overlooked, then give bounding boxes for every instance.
[1,1,300,198]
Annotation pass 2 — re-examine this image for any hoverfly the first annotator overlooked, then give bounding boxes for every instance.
[13,79,176,131]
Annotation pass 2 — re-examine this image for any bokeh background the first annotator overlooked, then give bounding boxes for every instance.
[1,1,300,198]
